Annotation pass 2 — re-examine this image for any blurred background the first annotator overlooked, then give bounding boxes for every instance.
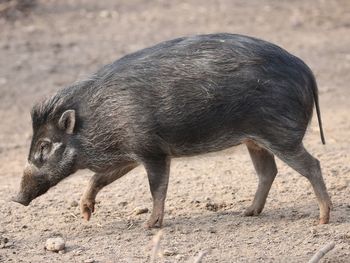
[0,1,349,262]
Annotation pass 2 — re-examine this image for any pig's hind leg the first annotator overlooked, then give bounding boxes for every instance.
[244,140,278,216]
[80,163,137,221]
[143,156,170,229]
[273,144,332,224]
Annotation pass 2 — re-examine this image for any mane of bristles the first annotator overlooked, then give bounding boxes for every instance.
[31,95,63,129]
[30,79,96,129]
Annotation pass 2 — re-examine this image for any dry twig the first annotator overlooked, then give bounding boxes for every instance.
[69,212,78,219]
[150,230,163,263]
[193,250,208,263]
[308,241,335,263]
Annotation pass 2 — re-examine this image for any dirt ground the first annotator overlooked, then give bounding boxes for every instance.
[0,0,349,262]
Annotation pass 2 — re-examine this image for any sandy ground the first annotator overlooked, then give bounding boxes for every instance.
[0,0,349,262]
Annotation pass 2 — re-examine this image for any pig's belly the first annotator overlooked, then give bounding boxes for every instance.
[167,131,244,157]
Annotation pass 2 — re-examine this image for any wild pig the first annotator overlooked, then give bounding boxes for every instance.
[13,33,331,228]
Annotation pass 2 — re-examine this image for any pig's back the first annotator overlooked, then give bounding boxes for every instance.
[86,34,315,156]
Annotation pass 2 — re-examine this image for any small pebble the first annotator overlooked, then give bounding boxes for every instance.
[208,227,217,233]
[84,259,95,263]
[206,200,227,212]
[0,236,9,248]
[119,201,128,207]
[73,249,83,256]
[310,228,317,235]
[45,237,65,252]
[133,207,149,215]
[70,200,79,207]
[175,254,184,260]
[145,230,153,236]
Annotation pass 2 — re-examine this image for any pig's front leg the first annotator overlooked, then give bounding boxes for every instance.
[143,156,170,228]
[80,163,137,221]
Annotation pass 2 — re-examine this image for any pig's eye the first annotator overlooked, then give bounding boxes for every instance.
[38,141,51,162]
[40,142,49,150]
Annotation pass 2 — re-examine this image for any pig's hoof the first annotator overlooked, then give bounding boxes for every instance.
[243,206,262,217]
[80,199,95,221]
[318,204,331,224]
[144,214,163,229]
[319,216,330,224]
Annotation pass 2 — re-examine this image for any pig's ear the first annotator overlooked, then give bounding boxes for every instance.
[58,110,75,134]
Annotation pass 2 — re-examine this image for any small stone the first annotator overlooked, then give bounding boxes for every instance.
[163,249,177,256]
[73,249,83,256]
[205,202,218,211]
[145,230,153,236]
[70,200,79,207]
[118,201,128,207]
[205,201,227,212]
[133,207,149,215]
[45,237,65,252]
[180,229,190,235]
[175,254,185,260]
[208,227,217,233]
[0,236,9,248]
[84,259,95,263]
[310,228,317,235]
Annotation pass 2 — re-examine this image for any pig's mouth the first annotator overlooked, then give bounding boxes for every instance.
[13,173,52,206]
[12,186,50,206]
[12,183,51,206]
[12,193,32,206]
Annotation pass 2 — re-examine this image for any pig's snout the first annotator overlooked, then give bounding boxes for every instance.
[12,193,31,206]
[13,161,45,206]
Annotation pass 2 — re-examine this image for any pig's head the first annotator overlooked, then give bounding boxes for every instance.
[13,104,79,206]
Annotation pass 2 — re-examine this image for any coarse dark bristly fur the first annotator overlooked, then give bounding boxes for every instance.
[14,33,331,228]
